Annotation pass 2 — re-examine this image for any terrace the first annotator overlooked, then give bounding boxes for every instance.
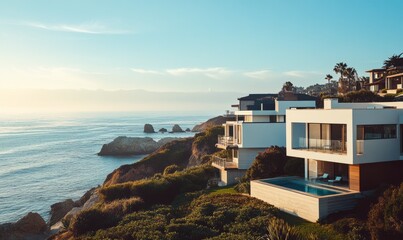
[251,177,361,222]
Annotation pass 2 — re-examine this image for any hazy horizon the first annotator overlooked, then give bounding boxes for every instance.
[0,88,244,114]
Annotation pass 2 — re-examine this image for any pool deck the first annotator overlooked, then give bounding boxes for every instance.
[250,176,362,222]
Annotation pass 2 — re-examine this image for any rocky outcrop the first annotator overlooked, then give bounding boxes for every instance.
[185,128,191,132]
[61,190,100,227]
[143,124,155,133]
[171,124,184,133]
[188,126,224,167]
[98,137,179,156]
[0,212,49,240]
[158,128,167,133]
[103,138,193,186]
[49,199,75,226]
[192,115,234,132]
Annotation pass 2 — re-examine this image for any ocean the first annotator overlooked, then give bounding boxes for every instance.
[0,112,211,224]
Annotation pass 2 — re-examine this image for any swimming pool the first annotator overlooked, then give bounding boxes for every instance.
[261,179,341,196]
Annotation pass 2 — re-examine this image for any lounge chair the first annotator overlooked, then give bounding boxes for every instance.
[328,176,342,183]
[316,173,329,181]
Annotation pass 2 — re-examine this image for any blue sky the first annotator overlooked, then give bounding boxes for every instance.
[0,0,402,94]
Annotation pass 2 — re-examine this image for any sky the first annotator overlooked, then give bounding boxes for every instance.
[0,0,402,112]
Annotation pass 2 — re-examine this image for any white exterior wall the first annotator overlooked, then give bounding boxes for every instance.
[236,148,265,169]
[286,109,354,164]
[287,104,403,165]
[275,100,316,115]
[353,109,403,163]
[241,123,286,148]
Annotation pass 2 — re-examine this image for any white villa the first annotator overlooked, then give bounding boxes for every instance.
[251,98,403,222]
[212,92,316,185]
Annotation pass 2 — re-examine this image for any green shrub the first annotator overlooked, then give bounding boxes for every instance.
[332,218,369,240]
[163,164,181,175]
[234,181,250,194]
[100,164,216,203]
[244,146,287,181]
[367,183,403,240]
[283,157,304,177]
[103,197,145,217]
[166,223,218,240]
[71,208,118,236]
[266,218,301,240]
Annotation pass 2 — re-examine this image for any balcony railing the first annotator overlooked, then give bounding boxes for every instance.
[212,156,238,169]
[217,135,237,146]
[293,138,347,153]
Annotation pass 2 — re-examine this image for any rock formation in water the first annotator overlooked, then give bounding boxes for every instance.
[0,212,49,240]
[158,128,167,133]
[143,124,155,133]
[171,124,184,133]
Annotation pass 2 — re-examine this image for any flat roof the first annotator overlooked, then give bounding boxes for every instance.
[365,68,386,72]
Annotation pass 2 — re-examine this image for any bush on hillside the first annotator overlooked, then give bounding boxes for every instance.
[193,126,224,148]
[83,193,279,239]
[71,208,118,236]
[283,157,304,177]
[244,146,287,181]
[266,218,301,240]
[367,183,403,240]
[102,197,145,217]
[163,164,181,175]
[332,218,370,240]
[100,165,217,203]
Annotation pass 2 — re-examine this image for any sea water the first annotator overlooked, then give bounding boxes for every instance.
[0,112,211,224]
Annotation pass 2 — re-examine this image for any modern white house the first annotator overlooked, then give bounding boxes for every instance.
[251,98,403,222]
[212,92,316,185]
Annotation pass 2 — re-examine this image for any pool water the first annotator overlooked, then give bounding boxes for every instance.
[263,180,341,196]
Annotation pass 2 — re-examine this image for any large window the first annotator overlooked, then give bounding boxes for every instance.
[357,124,396,140]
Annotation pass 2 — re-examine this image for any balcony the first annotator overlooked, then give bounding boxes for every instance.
[216,135,238,149]
[293,138,347,154]
[212,156,238,169]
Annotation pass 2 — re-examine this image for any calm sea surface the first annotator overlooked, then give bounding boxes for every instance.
[0,112,211,224]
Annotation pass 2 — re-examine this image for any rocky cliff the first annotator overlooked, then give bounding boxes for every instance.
[188,126,224,167]
[103,138,193,186]
[98,137,179,156]
[192,115,233,132]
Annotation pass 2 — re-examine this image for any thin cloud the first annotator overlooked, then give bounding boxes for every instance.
[166,67,232,79]
[131,68,163,75]
[244,70,273,80]
[283,70,323,78]
[23,21,130,35]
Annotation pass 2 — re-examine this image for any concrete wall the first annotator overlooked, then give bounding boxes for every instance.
[220,169,247,185]
[251,179,360,222]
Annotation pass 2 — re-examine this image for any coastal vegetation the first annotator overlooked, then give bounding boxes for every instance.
[103,126,223,186]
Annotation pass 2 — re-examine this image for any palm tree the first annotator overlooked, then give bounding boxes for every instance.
[343,67,358,92]
[325,74,333,84]
[333,62,347,77]
[383,53,403,68]
[333,62,348,94]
